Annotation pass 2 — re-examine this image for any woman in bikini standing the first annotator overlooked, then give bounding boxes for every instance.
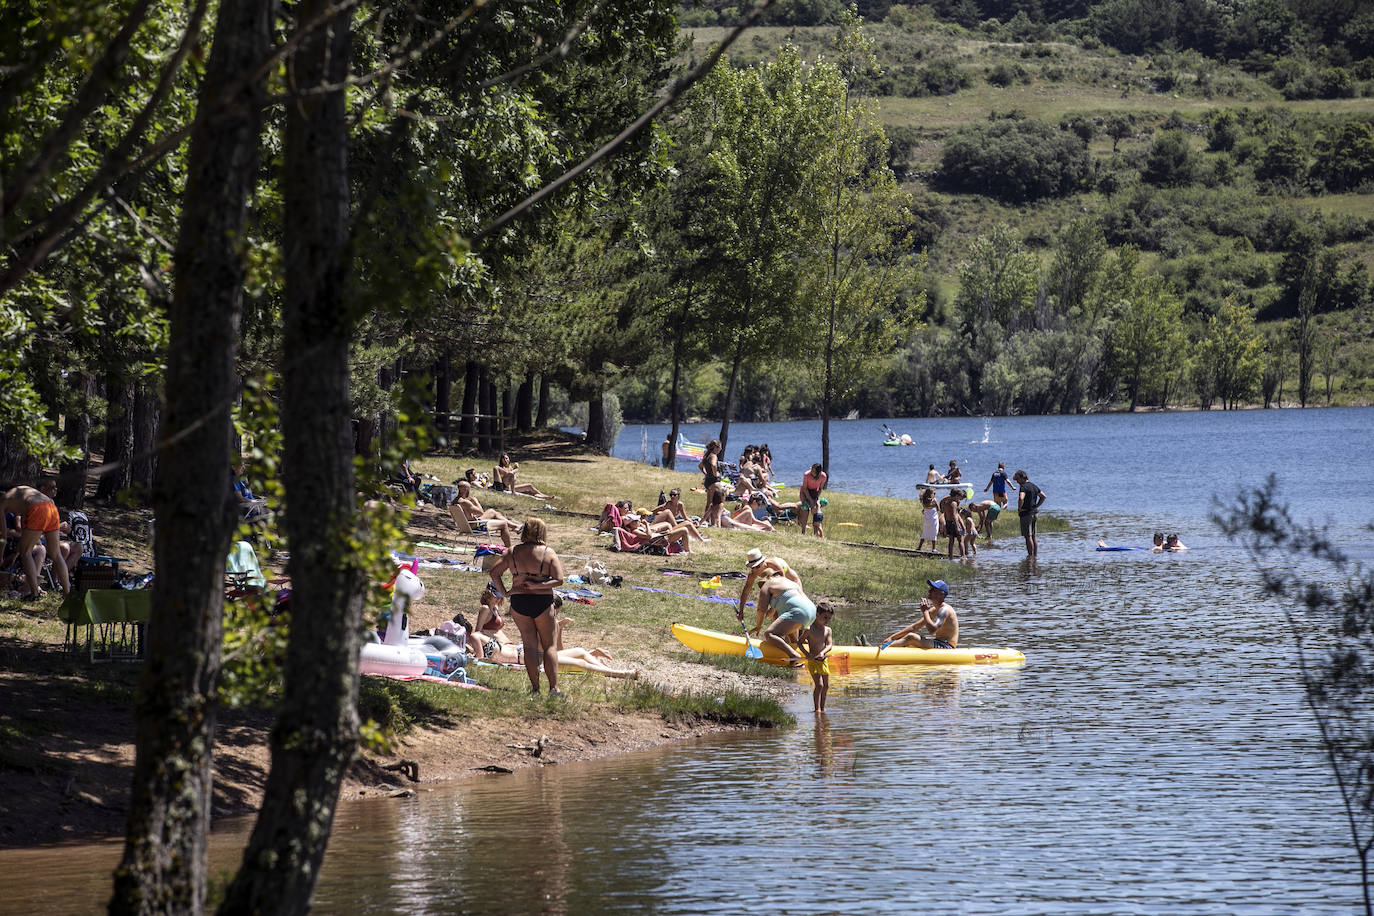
[486,517,566,696]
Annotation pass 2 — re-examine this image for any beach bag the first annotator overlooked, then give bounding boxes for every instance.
[585,561,611,586]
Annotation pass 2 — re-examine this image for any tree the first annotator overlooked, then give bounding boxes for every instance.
[1142,129,1196,187]
[1293,238,1321,408]
[109,0,271,910]
[806,13,921,470]
[679,46,837,454]
[1106,248,1186,411]
[1216,483,1374,915]
[1196,298,1265,409]
[939,117,1092,203]
[953,223,1040,411]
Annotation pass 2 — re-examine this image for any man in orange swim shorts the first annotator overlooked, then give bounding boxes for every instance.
[1,483,70,598]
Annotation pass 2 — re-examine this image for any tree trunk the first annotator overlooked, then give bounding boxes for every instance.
[516,370,534,433]
[459,360,479,450]
[434,351,451,444]
[0,428,39,484]
[1296,257,1317,408]
[109,0,269,910]
[717,334,746,457]
[587,392,606,452]
[377,361,393,456]
[219,4,358,913]
[57,372,94,507]
[666,283,693,471]
[479,370,496,453]
[131,383,159,502]
[96,377,135,500]
[535,373,550,428]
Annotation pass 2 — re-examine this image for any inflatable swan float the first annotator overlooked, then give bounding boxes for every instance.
[359,559,471,679]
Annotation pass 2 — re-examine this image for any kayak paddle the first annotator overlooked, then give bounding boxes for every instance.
[736,612,763,659]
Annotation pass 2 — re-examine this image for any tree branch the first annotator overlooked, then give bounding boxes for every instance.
[470,0,774,247]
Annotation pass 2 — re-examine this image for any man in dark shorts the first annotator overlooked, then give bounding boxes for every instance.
[1013,470,1046,557]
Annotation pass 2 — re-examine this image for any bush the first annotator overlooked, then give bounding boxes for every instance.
[939,117,1092,203]
[1142,130,1197,187]
[986,61,1031,87]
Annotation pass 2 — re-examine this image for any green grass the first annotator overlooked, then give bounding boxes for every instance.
[358,661,792,736]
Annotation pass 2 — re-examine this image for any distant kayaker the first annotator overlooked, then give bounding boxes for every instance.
[1013,469,1046,558]
[984,462,1013,507]
[739,548,801,636]
[803,602,835,713]
[946,460,962,484]
[882,580,958,649]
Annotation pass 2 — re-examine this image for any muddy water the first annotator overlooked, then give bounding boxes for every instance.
[3,409,1371,913]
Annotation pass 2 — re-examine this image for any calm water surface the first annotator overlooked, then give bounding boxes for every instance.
[4,409,1372,914]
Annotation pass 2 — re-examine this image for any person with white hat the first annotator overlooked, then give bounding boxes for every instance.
[738,548,801,635]
[880,580,958,650]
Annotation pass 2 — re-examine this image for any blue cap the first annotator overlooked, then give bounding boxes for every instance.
[927,579,949,596]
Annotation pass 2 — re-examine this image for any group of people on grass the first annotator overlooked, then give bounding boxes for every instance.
[695,439,826,538]
[461,517,640,696]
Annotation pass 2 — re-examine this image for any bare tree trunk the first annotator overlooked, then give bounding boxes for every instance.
[57,372,95,507]
[96,377,135,500]
[666,283,693,471]
[1296,257,1317,408]
[717,334,746,457]
[434,351,451,443]
[459,360,478,450]
[109,1,270,911]
[587,391,606,452]
[0,429,39,483]
[516,370,534,433]
[535,373,550,428]
[220,4,357,913]
[131,383,159,501]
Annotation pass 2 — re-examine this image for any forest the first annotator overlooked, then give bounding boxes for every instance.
[1,2,1372,908]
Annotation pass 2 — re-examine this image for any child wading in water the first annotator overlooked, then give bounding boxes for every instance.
[804,602,835,712]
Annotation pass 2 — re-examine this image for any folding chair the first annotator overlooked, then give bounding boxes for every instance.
[447,506,516,546]
[226,540,267,595]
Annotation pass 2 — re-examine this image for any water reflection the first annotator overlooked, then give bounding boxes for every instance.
[4,478,1373,913]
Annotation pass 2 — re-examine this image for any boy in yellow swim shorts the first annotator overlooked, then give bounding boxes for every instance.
[803,601,834,712]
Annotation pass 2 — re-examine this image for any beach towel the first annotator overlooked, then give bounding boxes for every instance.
[631,585,755,608]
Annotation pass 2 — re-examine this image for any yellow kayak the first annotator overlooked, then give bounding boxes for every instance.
[670,623,1024,668]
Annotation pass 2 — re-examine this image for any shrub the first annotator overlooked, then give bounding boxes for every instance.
[939,117,1092,203]
[1142,130,1197,187]
[986,61,1031,87]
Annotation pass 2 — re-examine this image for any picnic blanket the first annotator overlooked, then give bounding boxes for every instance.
[631,585,755,608]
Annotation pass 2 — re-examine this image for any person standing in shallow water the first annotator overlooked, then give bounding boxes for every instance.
[1013,469,1046,557]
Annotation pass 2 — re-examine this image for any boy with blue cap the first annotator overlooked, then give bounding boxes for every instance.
[880,579,959,650]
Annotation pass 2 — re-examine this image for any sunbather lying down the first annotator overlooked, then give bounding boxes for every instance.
[552,616,639,680]
[460,608,638,679]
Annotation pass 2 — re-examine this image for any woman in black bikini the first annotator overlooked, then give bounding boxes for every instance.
[486,517,565,696]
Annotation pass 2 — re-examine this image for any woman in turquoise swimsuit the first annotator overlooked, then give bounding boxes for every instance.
[758,574,818,666]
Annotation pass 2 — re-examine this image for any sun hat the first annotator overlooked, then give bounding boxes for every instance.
[927,579,949,596]
[746,548,766,568]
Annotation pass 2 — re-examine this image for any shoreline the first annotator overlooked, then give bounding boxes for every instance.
[0,435,985,850]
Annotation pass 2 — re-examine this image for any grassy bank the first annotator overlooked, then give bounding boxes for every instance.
[0,435,1068,755]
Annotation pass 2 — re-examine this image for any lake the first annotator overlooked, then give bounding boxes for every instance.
[3,408,1372,914]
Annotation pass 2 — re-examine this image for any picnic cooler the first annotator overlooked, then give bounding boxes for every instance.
[74,556,120,593]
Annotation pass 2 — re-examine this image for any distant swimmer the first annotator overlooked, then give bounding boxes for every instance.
[1164,533,1188,551]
